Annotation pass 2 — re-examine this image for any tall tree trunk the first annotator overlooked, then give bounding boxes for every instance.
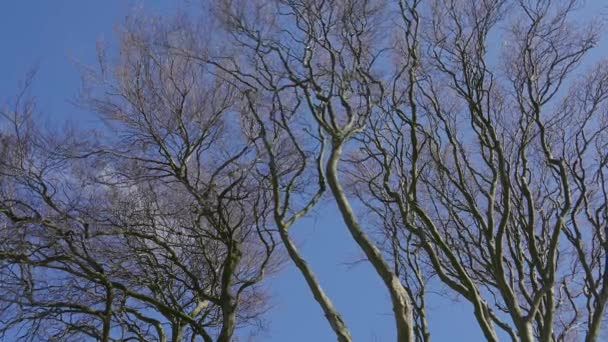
[217,241,241,342]
[102,285,113,342]
[171,321,184,342]
[586,302,607,342]
[326,144,414,342]
[217,306,237,342]
[278,227,353,342]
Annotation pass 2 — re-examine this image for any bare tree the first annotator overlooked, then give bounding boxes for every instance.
[0,16,280,342]
[2,1,608,341]
[348,0,608,341]
[213,0,419,340]
[215,0,608,341]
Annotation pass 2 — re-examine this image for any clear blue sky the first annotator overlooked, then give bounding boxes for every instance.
[15,1,608,341]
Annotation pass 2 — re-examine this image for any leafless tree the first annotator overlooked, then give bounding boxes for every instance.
[348,0,608,341]
[2,1,608,341]
[0,16,280,342]
[214,0,608,341]
[213,0,419,340]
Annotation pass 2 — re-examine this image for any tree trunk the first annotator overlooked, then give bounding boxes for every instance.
[326,143,414,342]
[102,285,113,342]
[278,227,353,342]
[217,242,241,342]
[217,306,237,342]
[171,322,184,342]
[586,307,606,342]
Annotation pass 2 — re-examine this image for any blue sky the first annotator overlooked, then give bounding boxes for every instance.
[11,1,603,341]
